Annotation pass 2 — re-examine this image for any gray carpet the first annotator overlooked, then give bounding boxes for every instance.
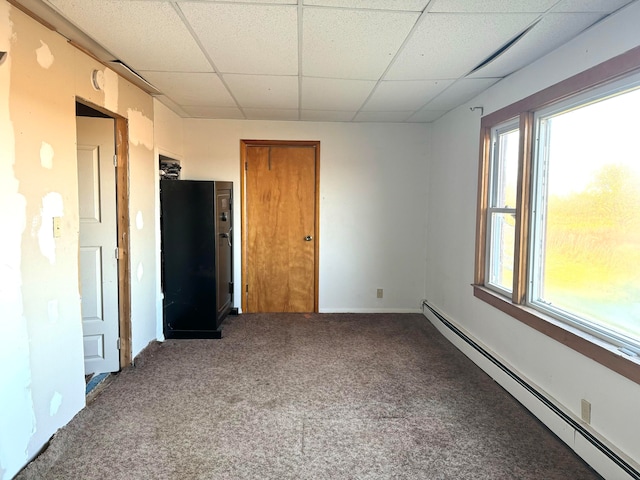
[17,313,600,479]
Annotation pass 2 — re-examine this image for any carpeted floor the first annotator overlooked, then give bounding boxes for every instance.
[17,313,601,479]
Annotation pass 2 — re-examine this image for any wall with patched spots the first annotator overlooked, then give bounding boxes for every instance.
[0,2,160,478]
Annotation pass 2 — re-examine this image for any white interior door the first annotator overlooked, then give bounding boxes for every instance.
[77,116,119,374]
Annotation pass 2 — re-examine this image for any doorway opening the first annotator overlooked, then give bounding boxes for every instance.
[76,100,131,376]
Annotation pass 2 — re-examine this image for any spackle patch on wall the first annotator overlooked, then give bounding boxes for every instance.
[35,40,54,69]
[40,141,54,169]
[137,261,144,282]
[49,392,62,416]
[104,68,118,113]
[37,192,64,264]
[1,6,37,477]
[136,210,144,230]
[127,109,153,150]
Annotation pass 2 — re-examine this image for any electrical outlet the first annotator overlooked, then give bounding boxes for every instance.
[581,399,591,424]
[377,288,383,299]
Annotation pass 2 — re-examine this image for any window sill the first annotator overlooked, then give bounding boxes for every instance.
[473,285,640,385]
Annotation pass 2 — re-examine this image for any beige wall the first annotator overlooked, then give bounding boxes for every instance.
[0,3,158,478]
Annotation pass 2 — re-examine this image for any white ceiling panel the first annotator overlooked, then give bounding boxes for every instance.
[468,13,605,78]
[301,110,357,122]
[429,0,557,13]
[244,108,299,121]
[181,106,245,119]
[552,0,633,12]
[32,0,633,124]
[155,96,189,117]
[423,78,500,110]
[385,13,539,80]
[362,80,454,111]
[217,0,296,3]
[406,109,448,122]
[140,72,237,107]
[46,0,212,72]
[303,0,429,11]
[302,77,376,110]
[179,2,298,75]
[224,74,299,109]
[353,111,414,122]
[303,8,419,79]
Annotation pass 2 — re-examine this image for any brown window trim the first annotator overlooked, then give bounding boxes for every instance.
[474,45,640,386]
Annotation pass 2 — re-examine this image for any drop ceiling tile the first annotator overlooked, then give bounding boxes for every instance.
[551,0,633,12]
[244,108,300,121]
[155,96,189,117]
[179,2,298,75]
[301,110,357,122]
[406,109,448,122]
[303,8,419,80]
[429,0,557,13]
[182,106,245,119]
[468,13,605,78]
[219,0,296,3]
[47,0,212,72]
[303,0,429,11]
[139,72,236,107]
[385,13,539,79]
[362,80,454,111]
[423,78,500,110]
[353,111,415,122]
[302,77,376,111]
[224,74,299,109]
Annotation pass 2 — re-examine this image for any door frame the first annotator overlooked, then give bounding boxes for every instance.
[77,98,132,368]
[240,139,320,313]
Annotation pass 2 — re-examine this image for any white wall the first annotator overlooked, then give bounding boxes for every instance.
[183,120,430,313]
[425,2,640,476]
[0,3,159,478]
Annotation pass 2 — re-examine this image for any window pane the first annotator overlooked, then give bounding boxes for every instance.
[536,87,640,345]
[488,211,515,291]
[492,128,519,208]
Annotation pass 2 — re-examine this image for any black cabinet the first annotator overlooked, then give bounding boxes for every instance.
[160,180,233,338]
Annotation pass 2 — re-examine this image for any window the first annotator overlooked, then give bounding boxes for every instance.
[530,82,640,351]
[486,122,519,295]
[475,46,640,384]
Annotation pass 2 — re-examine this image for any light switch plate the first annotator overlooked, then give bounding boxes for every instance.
[53,217,62,238]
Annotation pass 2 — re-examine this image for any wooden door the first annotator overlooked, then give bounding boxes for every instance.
[242,141,319,312]
[77,117,120,374]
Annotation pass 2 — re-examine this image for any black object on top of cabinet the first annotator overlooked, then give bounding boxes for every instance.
[160,180,233,338]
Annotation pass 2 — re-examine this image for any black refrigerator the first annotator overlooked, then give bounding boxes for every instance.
[160,180,233,338]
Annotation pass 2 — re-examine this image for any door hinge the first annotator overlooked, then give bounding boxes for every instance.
[245,161,248,171]
[117,338,121,350]
[113,155,117,167]
[115,247,119,260]
[245,284,248,293]
[229,282,234,294]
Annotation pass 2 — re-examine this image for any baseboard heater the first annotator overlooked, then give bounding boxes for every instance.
[422,301,639,480]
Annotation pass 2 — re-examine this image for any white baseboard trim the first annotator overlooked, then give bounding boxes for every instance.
[421,301,639,480]
[318,308,422,314]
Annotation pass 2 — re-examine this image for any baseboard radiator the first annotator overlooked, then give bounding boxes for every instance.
[421,300,639,480]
